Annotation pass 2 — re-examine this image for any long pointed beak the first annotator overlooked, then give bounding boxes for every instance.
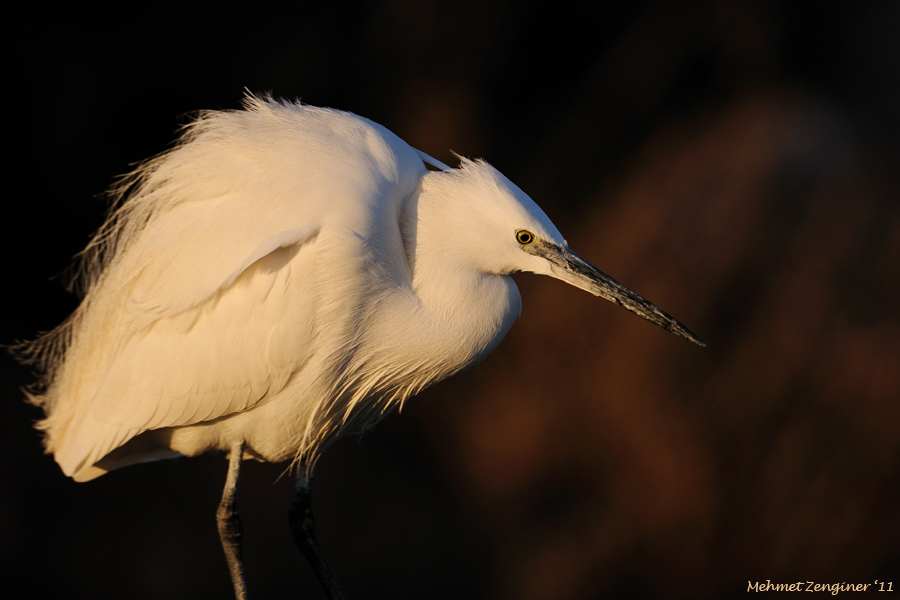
[527,239,705,347]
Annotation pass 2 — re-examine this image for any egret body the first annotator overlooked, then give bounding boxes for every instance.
[23,95,703,598]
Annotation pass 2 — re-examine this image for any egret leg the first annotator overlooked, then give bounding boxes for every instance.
[288,467,347,600]
[217,442,248,600]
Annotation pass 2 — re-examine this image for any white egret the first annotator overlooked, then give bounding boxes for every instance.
[22,94,703,599]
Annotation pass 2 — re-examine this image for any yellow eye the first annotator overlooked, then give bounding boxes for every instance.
[516,230,534,245]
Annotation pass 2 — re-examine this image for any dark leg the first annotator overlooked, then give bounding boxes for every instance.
[288,467,347,600]
[217,442,248,600]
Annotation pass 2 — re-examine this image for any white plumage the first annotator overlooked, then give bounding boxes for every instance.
[24,94,703,598]
[26,95,577,481]
[27,95,705,484]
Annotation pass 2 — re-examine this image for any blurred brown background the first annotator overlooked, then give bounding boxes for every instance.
[3,1,898,598]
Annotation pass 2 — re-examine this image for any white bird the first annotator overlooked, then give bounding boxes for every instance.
[22,94,703,599]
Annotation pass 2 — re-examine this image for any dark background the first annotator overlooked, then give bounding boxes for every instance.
[3,1,899,598]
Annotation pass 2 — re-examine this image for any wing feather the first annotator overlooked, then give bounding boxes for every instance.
[96,239,317,430]
[33,97,427,479]
[54,233,318,478]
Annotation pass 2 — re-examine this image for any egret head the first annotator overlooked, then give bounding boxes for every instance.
[420,158,564,271]
[422,158,704,346]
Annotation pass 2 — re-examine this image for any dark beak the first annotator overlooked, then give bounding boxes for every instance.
[529,239,705,347]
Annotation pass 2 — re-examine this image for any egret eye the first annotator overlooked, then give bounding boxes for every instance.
[516,230,535,245]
